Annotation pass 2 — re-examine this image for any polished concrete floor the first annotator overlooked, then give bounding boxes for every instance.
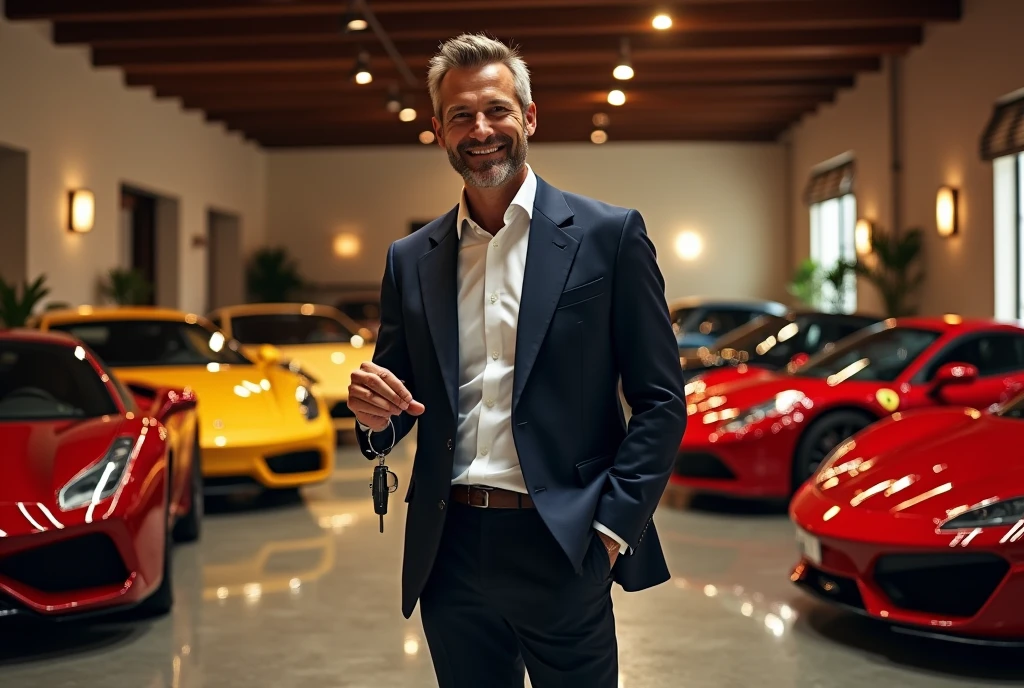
[3,441,1024,688]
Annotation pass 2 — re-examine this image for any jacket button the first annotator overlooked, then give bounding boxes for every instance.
[438,500,446,510]
[446,439,453,450]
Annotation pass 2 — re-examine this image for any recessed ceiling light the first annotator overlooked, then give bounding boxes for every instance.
[653,14,673,30]
[590,130,609,145]
[607,89,626,106]
[399,107,417,122]
[419,131,435,144]
[613,64,634,80]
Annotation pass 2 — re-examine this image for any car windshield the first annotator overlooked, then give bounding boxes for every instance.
[713,315,868,369]
[49,320,250,367]
[0,342,118,420]
[708,314,789,357]
[230,313,357,346]
[793,326,942,383]
[670,307,698,335]
[998,394,1024,420]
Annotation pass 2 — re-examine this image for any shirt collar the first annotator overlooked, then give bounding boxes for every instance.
[457,164,537,240]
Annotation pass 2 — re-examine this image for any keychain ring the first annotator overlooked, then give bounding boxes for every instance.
[366,418,396,456]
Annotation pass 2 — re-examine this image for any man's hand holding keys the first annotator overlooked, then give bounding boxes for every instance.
[347,362,425,431]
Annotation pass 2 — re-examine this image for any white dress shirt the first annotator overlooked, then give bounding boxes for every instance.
[449,165,627,555]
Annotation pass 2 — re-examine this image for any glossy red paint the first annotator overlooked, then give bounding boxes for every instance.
[0,329,198,619]
[686,363,777,390]
[789,402,1024,640]
[672,318,1024,499]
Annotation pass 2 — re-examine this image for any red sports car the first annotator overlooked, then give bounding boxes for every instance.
[789,391,1024,643]
[673,317,1024,499]
[680,311,879,390]
[0,330,202,620]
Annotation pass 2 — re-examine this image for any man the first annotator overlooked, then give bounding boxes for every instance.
[347,33,686,688]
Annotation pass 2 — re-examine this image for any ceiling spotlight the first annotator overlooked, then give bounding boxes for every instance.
[613,37,634,80]
[352,51,372,85]
[652,13,673,30]
[592,112,611,128]
[399,107,417,122]
[607,89,626,106]
[419,131,435,144]
[591,130,608,145]
[347,18,368,31]
[385,87,402,113]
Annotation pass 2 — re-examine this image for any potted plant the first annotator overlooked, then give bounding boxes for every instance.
[787,258,823,309]
[246,247,304,303]
[0,274,51,327]
[99,267,153,305]
[851,226,926,317]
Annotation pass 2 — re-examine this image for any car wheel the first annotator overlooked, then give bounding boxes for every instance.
[172,432,203,544]
[133,477,174,617]
[792,410,875,493]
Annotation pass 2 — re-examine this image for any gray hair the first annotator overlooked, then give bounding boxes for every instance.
[427,33,533,122]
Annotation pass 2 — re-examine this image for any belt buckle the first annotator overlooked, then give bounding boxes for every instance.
[470,486,492,508]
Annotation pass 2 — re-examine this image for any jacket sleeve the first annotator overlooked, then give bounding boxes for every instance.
[593,209,687,549]
[356,242,418,459]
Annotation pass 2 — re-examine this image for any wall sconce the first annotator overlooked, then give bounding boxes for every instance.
[674,231,703,261]
[936,186,959,237]
[854,218,873,255]
[333,232,361,258]
[68,189,95,233]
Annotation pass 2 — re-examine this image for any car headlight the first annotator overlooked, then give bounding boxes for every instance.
[296,385,320,421]
[58,437,135,511]
[940,497,1024,530]
[720,390,806,434]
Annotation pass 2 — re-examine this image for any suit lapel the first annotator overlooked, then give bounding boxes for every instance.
[417,207,460,421]
[513,179,582,411]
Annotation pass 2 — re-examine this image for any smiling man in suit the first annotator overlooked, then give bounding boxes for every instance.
[346,33,687,688]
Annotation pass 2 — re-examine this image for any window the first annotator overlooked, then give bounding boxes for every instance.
[993,153,1024,323]
[805,157,857,314]
[919,333,1024,380]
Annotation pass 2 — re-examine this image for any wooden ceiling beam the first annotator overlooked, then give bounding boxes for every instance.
[126,59,875,94]
[9,0,960,25]
[50,1,959,47]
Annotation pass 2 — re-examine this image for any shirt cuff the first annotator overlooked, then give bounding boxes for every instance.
[356,421,370,431]
[593,520,630,555]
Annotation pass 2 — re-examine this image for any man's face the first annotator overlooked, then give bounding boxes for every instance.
[433,63,538,189]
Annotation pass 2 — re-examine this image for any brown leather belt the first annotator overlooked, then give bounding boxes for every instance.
[450,485,535,509]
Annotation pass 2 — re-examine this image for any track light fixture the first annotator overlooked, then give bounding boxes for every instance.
[613,38,634,81]
[385,85,402,113]
[352,50,372,85]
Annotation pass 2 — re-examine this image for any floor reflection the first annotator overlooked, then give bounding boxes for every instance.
[1,441,1023,687]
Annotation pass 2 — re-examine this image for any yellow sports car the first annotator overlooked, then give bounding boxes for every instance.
[206,303,374,433]
[36,307,335,494]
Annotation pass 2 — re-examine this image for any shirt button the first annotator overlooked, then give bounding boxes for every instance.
[485,399,495,408]
[492,240,499,248]
[490,293,498,304]
[446,439,453,450]
[438,500,446,510]
[491,351,499,360]
[480,447,489,456]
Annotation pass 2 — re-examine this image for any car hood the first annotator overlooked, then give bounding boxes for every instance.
[241,343,371,398]
[114,363,313,438]
[0,417,125,504]
[814,412,1024,519]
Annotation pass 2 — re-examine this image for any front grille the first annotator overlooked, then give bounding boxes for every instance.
[0,533,129,593]
[795,563,866,610]
[874,553,1009,618]
[674,452,736,480]
[266,450,323,474]
[330,402,355,419]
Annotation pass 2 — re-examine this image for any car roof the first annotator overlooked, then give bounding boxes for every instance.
[668,296,786,311]
[0,328,80,347]
[208,302,366,331]
[892,315,1024,333]
[37,306,209,327]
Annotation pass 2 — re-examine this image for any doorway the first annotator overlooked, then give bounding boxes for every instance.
[120,185,179,307]
[207,209,243,311]
[0,145,28,288]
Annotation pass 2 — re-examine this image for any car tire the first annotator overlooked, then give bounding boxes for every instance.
[791,410,875,494]
[133,478,174,618]
[172,432,203,544]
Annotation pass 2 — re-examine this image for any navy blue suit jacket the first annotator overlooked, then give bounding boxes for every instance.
[357,176,687,618]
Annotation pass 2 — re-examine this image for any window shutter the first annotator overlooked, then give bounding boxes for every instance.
[804,159,855,205]
[981,91,1024,161]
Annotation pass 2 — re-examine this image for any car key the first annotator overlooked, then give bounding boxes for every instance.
[367,422,397,533]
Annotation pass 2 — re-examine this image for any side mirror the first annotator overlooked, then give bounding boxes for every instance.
[786,352,810,373]
[157,388,197,421]
[256,344,281,366]
[931,362,979,394]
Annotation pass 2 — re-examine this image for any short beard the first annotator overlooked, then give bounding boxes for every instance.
[447,132,528,189]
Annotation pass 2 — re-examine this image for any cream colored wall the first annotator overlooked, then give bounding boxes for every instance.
[0,10,266,314]
[267,142,788,304]
[787,0,1024,319]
